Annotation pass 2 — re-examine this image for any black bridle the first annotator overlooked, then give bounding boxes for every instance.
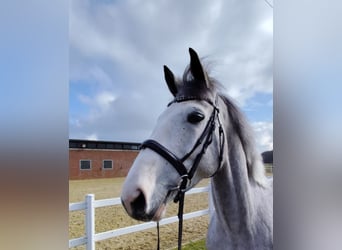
[140,95,225,250]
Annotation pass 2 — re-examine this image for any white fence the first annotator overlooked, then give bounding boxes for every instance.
[69,186,211,250]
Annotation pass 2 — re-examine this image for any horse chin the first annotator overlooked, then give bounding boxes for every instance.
[152,203,166,221]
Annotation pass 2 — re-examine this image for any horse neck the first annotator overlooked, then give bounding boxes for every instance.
[211,131,258,238]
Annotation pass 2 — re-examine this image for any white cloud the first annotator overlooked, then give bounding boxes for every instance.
[69,118,81,128]
[94,91,116,112]
[69,0,273,147]
[252,121,273,152]
[78,93,92,105]
[78,91,116,110]
[259,17,273,34]
[76,91,117,127]
[85,133,98,141]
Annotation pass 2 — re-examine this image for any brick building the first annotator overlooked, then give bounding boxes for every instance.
[69,139,140,180]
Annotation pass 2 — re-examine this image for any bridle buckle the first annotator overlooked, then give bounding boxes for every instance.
[178,174,191,192]
[173,175,190,203]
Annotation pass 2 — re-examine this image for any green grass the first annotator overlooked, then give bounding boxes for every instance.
[177,239,206,250]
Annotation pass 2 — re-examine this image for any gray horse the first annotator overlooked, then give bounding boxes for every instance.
[121,48,273,249]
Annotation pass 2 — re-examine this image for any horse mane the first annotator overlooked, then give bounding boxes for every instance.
[179,64,267,187]
[219,94,267,187]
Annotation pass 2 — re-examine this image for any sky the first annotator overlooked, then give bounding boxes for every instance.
[69,0,273,153]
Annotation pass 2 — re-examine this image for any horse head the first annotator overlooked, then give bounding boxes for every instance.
[121,48,226,221]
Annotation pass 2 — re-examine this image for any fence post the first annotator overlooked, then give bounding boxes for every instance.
[86,194,95,250]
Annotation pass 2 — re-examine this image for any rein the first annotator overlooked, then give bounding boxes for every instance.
[140,95,225,249]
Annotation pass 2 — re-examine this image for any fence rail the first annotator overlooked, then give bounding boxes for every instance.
[69,186,211,250]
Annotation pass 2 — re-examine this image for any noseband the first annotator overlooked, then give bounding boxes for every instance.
[140,95,225,250]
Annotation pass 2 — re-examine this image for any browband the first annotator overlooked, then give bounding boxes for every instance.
[167,95,215,107]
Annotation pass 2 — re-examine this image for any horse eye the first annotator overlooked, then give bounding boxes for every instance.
[187,111,205,124]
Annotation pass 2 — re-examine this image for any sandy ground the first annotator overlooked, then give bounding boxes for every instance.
[69,178,210,249]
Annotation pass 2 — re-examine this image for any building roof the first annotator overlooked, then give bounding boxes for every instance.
[261,150,273,164]
[69,139,141,150]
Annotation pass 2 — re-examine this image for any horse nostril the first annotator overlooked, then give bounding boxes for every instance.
[131,189,148,220]
[131,190,146,211]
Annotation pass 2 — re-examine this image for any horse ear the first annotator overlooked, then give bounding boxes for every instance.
[188,48,209,88]
[164,65,178,96]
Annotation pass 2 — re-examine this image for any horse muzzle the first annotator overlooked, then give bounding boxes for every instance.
[121,187,168,222]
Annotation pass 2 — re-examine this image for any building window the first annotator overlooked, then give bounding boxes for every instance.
[80,160,91,170]
[103,160,113,170]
